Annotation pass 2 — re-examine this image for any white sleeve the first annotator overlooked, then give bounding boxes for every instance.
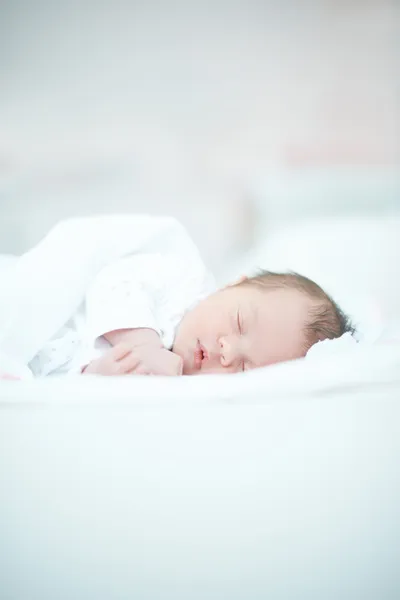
[84,254,163,341]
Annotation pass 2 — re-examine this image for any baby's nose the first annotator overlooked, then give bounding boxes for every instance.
[219,336,237,367]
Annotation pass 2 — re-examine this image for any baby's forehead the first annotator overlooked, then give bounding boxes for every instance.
[243,282,310,307]
[242,284,313,328]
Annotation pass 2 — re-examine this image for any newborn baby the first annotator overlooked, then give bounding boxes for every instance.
[82,270,352,377]
[1,216,352,378]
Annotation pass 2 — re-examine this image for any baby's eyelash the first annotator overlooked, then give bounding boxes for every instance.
[236,311,242,334]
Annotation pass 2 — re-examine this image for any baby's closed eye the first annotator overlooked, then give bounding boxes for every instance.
[236,311,243,334]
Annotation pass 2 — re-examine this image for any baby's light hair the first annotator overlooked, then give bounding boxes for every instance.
[242,270,354,351]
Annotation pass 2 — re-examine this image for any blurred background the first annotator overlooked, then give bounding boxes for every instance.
[0,0,399,294]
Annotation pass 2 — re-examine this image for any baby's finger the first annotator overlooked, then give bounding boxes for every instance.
[111,343,134,362]
[117,351,142,374]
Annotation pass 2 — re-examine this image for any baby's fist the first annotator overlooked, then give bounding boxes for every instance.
[124,345,183,376]
[83,343,183,376]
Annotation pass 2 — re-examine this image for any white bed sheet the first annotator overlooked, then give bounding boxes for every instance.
[1,345,399,600]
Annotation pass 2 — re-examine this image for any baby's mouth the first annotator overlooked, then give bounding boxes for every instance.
[194,340,208,369]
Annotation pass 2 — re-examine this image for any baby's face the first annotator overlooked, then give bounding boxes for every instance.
[172,283,311,375]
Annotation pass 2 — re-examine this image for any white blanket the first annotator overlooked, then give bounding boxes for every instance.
[1,358,399,600]
[0,215,201,372]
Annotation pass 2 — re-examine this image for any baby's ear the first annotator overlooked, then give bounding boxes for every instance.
[227,275,248,287]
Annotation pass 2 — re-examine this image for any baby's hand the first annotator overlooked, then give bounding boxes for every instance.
[83,343,183,376]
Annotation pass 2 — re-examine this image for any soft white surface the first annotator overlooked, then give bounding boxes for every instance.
[0,254,16,269]
[1,346,399,600]
[1,213,400,599]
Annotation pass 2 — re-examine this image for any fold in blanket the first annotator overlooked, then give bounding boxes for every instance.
[0,215,201,370]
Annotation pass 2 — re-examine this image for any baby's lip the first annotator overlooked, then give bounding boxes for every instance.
[200,343,209,361]
[194,340,208,369]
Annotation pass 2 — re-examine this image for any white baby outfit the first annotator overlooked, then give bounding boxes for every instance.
[0,216,215,378]
[29,252,215,376]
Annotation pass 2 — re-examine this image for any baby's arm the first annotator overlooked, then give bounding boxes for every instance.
[103,327,161,348]
[81,256,183,376]
[83,328,182,376]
